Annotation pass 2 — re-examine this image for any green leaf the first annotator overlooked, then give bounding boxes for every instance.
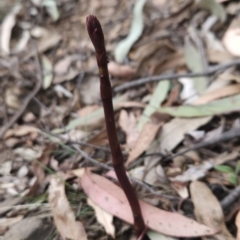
[147,230,177,240]
[236,160,240,175]
[157,94,240,118]
[197,0,226,23]
[42,0,59,21]
[41,55,53,89]
[228,172,238,186]
[114,0,146,63]
[137,81,170,131]
[214,165,234,173]
[184,36,208,94]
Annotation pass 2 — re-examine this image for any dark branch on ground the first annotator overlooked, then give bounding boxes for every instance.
[114,59,240,92]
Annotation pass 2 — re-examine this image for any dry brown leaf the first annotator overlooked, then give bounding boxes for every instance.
[108,61,136,79]
[80,170,216,237]
[54,55,78,75]
[49,176,87,240]
[222,16,240,57]
[28,145,56,197]
[87,198,115,238]
[190,181,234,240]
[4,125,39,139]
[235,210,240,240]
[126,122,162,166]
[193,84,240,105]
[159,117,211,153]
[119,110,139,149]
[53,68,79,84]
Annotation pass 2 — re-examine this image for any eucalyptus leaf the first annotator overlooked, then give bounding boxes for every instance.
[214,165,234,173]
[137,81,170,131]
[157,94,240,118]
[42,0,59,21]
[228,172,238,186]
[114,0,146,63]
[197,0,226,23]
[184,37,207,94]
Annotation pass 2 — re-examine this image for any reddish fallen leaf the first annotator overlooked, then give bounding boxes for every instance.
[126,123,162,166]
[80,170,216,237]
[28,144,57,197]
[49,176,87,240]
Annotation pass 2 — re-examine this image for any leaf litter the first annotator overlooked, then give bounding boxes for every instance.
[1,0,240,239]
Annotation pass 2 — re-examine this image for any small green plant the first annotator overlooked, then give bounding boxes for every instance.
[214,161,240,186]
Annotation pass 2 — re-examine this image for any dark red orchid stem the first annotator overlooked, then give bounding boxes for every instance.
[86,15,146,237]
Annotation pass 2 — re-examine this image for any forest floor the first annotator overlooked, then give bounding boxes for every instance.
[1,0,240,239]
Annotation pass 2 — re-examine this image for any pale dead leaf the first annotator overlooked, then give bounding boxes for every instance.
[49,176,87,240]
[222,17,240,57]
[80,170,216,237]
[170,161,213,183]
[53,67,78,84]
[192,84,240,105]
[54,54,80,75]
[87,198,115,238]
[119,110,139,149]
[190,181,234,240]
[80,77,100,105]
[159,117,211,153]
[4,125,39,139]
[235,210,240,240]
[126,123,162,166]
[37,31,61,53]
[108,61,136,79]
[0,216,23,228]
[0,4,22,54]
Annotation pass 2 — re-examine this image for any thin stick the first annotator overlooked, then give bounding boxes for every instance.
[114,59,240,92]
[163,128,240,162]
[86,15,145,237]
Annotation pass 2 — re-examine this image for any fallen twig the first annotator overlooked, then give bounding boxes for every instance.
[0,41,42,139]
[114,59,240,92]
[221,185,240,210]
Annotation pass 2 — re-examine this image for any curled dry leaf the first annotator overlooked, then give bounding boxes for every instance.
[28,145,56,197]
[87,198,115,238]
[49,176,87,240]
[170,161,213,183]
[4,125,39,139]
[190,181,234,240]
[80,170,216,237]
[0,4,22,54]
[108,61,136,78]
[126,122,162,166]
